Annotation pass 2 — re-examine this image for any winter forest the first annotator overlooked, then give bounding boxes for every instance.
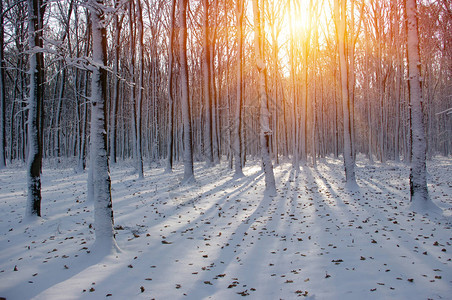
[0,0,451,298]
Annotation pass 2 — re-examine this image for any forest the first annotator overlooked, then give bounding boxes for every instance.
[0,0,451,299]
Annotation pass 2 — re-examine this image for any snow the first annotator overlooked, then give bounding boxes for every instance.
[0,156,451,299]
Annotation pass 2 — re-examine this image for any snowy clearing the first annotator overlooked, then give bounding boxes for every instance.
[0,156,451,299]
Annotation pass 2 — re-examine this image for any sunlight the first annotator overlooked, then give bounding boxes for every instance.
[289,1,311,40]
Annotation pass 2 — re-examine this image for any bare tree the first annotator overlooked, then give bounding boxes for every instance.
[334,0,358,189]
[233,0,245,178]
[252,0,276,194]
[26,0,46,217]
[405,0,440,212]
[202,0,214,167]
[165,0,176,173]
[178,0,194,183]
[88,0,118,251]
[135,0,144,179]
[109,0,123,165]
[0,0,6,168]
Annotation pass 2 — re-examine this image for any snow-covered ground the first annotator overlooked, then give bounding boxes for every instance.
[0,156,451,299]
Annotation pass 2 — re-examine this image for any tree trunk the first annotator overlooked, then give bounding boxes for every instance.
[202,0,214,167]
[0,0,6,169]
[334,0,357,189]
[26,0,46,218]
[178,0,194,183]
[136,0,144,178]
[165,0,176,173]
[233,0,245,178]
[288,0,299,169]
[252,0,276,195]
[405,0,439,212]
[109,0,122,165]
[88,0,118,252]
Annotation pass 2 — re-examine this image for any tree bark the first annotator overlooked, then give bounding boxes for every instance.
[288,0,299,169]
[0,0,6,169]
[202,0,214,166]
[233,0,245,178]
[165,0,176,173]
[334,0,357,189]
[252,0,276,195]
[88,0,118,251]
[26,0,46,217]
[109,0,122,164]
[405,0,439,212]
[135,0,144,179]
[178,0,194,183]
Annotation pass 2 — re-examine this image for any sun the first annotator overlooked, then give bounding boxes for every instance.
[289,2,311,39]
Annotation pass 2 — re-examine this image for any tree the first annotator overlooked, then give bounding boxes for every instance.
[109,0,123,165]
[165,0,176,173]
[178,0,195,183]
[405,0,440,213]
[88,0,118,251]
[334,0,358,189]
[0,0,6,169]
[202,0,214,167]
[233,0,245,178]
[135,0,144,179]
[288,0,299,169]
[128,0,143,178]
[252,0,276,194]
[25,0,46,217]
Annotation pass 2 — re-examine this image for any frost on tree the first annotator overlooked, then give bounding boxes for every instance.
[405,0,440,213]
[26,0,46,218]
[88,0,118,252]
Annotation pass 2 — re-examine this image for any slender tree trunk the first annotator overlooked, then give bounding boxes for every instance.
[252,0,276,195]
[405,0,439,212]
[26,0,46,218]
[135,0,144,178]
[88,0,118,252]
[269,0,279,164]
[109,0,122,164]
[178,0,194,183]
[128,0,139,174]
[165,0,176,173]
[334,0,357,189]
[0,0,6,169]
[364,22,373,163]
[54,67,66,157]
[233,0,245,178]
[288,0,299,169]
[81,12,91,175]
[202,0,214,166]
